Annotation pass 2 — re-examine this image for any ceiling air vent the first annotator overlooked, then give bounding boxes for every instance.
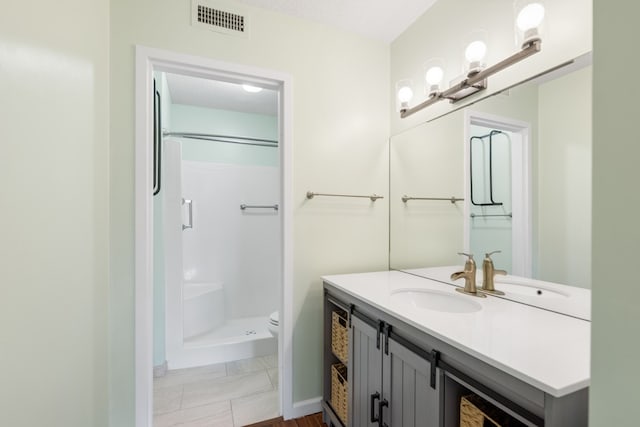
[191,0,250,38]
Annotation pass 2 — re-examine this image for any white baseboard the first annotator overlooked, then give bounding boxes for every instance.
[289,397,322,419]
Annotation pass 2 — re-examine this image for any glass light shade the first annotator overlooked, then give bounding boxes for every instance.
[425,67,443,85]
[465,41,487,63]
[396,79,414,111]
[514,1,545,47]
[463,30,488,75]
[517,3,544,31]
[398,87,413,102]
[423,58,445,96]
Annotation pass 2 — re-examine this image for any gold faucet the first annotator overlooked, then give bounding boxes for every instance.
[451,253,486,298]
[481,251,507,295]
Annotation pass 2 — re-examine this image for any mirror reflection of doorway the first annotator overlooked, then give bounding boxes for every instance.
[469,127,515,272]
[465,113,532,278]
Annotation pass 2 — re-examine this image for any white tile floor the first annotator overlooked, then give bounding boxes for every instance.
[154,355,279,427]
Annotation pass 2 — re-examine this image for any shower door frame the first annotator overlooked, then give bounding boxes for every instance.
[134,46,294,427]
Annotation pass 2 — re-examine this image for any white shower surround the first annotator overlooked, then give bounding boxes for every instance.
[183,282,224,339]
[164,141,279,369]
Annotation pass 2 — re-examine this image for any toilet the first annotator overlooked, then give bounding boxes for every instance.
[267,311,279,336]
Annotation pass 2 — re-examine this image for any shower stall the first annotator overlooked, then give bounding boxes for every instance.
[162,137,280,369]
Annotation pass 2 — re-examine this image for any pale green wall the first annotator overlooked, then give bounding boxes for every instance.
[172,104,277,140]
[110,0,389,422]
[0,0,109,426]
[172,104,278,166]
[389,110,466,268]
[591,1,640,424]
[538,66,592,288]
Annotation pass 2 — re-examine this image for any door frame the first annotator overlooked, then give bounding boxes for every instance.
[464,109,532,277]
[134,45,294,426]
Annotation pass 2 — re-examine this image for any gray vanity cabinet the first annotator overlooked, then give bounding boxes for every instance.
[323,281,589,427]
[349,315,440,427]
[349,316,382,427]
[382,336,440,427]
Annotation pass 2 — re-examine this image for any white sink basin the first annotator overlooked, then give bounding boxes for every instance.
[496,282,569,298]
[391,289,482,313]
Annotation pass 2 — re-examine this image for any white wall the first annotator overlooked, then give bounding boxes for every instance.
[390,0,592,135]
[110,0,389,421]
[591,1,640,424]
[0,0,109,426]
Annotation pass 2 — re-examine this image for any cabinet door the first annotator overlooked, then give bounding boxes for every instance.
[349,316,383,427]
[382,337,440,427]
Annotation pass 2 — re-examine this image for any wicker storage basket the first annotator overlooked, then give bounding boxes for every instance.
[331,363,348,424]
[460,394,527,427]
[331,309,349,363]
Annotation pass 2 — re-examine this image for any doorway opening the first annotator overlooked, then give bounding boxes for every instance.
[135,46,294,427]
[464,110,532,277]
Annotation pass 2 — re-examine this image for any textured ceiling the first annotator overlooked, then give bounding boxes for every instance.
[166,72,278,116]
[236,0,439,43]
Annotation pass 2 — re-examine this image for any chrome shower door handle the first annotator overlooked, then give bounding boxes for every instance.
[182,198,193,230]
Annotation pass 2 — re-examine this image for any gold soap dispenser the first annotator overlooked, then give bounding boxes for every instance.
[481,251,506,295]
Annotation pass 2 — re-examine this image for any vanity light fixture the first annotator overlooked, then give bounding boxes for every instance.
[463,30,488,75]
[515,0,545,48]
[424,58,445,96]
[398,1,544,119]
[395,79,414,111]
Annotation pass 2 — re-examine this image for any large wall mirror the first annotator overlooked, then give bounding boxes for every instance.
[389,52,592,291]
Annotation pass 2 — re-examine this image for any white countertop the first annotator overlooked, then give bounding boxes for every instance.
[322,270,590,397]
[403,266,592,321]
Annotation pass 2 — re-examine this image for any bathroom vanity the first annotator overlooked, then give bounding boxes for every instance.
[321,271,589,427]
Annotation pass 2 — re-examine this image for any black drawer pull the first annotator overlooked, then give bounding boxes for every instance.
[370,392,380,422]
[378,398,389,427]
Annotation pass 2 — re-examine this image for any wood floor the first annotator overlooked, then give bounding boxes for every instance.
[243,412,326,427]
